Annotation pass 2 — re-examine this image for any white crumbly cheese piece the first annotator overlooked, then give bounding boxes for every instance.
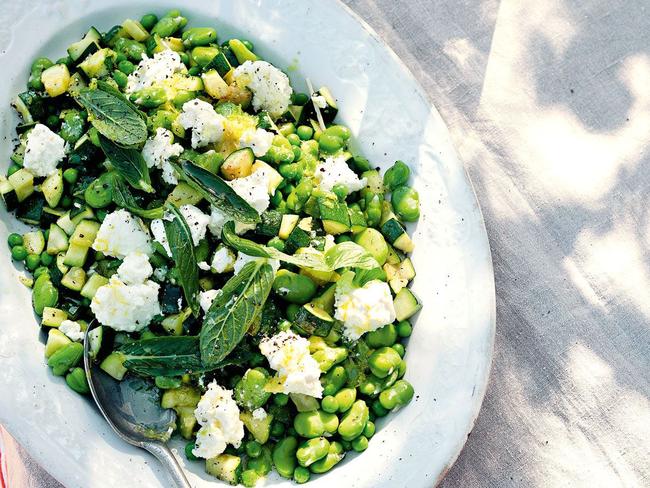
[126,49,185,93]
[192,381,245,459]
[59,320,84,342]
[211,246,236,273]
[207,207,228,237]
[315,155,367,193]
[233,252,280,275]
[228,170,272,214]
[198,261,211,271]
[311,94,327,109]
[259,331,323,398]
[252,408,267,421]
[233,60,293,117]
[22,124,66,177]
[335,279,396,341]
[150,218,171,257]
[239,128,274,157]
[142,128,184,185]
[178,99,226,148]
[91,276,161,332]
[179,204,210,245]
[92,209,152,259]
[199,289,221,313]
[117,252,153,285]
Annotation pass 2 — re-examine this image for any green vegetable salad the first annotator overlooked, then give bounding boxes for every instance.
[2,9,422,486]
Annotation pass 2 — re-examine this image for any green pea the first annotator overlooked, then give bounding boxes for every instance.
[366,323,397,348]
[270,421,285,437]
[140,13,158,31]
[291,93,310,105]
[272,436,298,478]
[278,122,296,136]
[278,162,300,181]
[273,393,289,406]
[151,14,187,37]
[47,342,83,376]
[241,470,260,488]
[45,114,60,128]
[296,437,330,467]
[392,343,406,357]
[59,110,86,145]
[321,365,347,396]
[112,70,128,89]
[182,27,218,47]
[25,254,40,271]
[351,435,368,452]
[293,466,310,484]
[363,420,376,438]
[245,440,262,458]
[115,52,127,64]
[118,59,135,75]
[318,133,344,153]
[65,367,89,394]
[396,320,412,338]
[309,441,345,474]
[368,347,402,378]
[130,86,167,108]
[84,174,113,209]
[285,135,300,149]
[246,445,272,475]
[296,125,314,140]
[379,379,413,410]
[40,252,53,266]
[7,233,22,248]
[293,410,338,438]
[352,155,372,173]
[184,441,198,461]
[28,57,53,90]
[273,269,317,304]
[321,395,338,413]
[234,367,270,410]
[337,400,369,441]
[332,183,348,202]
[62,168,79,185]
[173,90,196,108]
[392,186,420,222]
[267,236,285,252]
[190,46,220,67]
[242,40,254,51]
[383,160,410,190]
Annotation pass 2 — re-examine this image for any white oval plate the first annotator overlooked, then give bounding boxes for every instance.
[0,1,495,486]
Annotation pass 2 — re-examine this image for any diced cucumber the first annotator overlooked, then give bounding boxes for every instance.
[87,326,103,359]
[61,267,87,291]
[166,182,203,206]
[78,48,115,78]
[122,19,149,41]
[318,195,350,235]
[293,303,335,337]
[23,230,45,255]
[67,27,101,61]
[362,169,384,195]
[393,288,421,321]
[8,169,34,202]
[80,273,108,299]
[240,410,273,444]
[67,72,87,98]
[161,308,192,336]
[47,224,69,255]
[0,177,18,211]
[221,147,255,180]
[202,69,229,99]
[381,218,414,253]
[56,252,70,274]
[70,220,100,248]
[348,206,367,233]
[206,454,242,485]
[42,169,64,207]
[41,64,71,97]
[44,329,72,358]
[384,257,416,293]
[287,104,306,125]
[57,208,95,236]
[354,228,388,266]
[41,307,69,327]
[279,214,299,239]
[256,210,283,237]
[176,406,197,439]
[205,51,232,78]
[100,352,128,381]
[284,226,311,254]
[63,242,89,267]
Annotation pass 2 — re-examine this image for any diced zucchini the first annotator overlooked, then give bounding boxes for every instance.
[161,308,192,336]
[100,352,128,381]
[228,39,259,64]
[279,214,299,239]
[56,208,95,236]
[67,72,87,98]
[161,385,201,409]
[78,48,115,78]
[0,178,18,211]
[16,195,45,225]
[41,64,71,97]
[354,228,389,266]
[8,169,34,202]
[166,182,203,206]
[381,218,414,253]
[384,257,416,293]
[11,95,33,123]
[61,267,87,291]
[42,169,64,207]
[41,307,69,327]
[44,329,72,358]
[220,148,254,180]
[63,242,89,267]
[251,160,282,193]
[393,288,422,321]
[204,51,232,78]
[176,406,197,439]
[80,273,109,299]
[319,195,350,235]
[348,205,367,233]
[122,19,149,41]
[56,252,70,274]
[240,410,273,444]
[67,27,101,61]
[167,73,203,91]
[152,35,184,53]
[284,226,311,254]
[297,217,313,232]
[70,220,100,248]
[313,86,338,123]
[362,169,384,195]
[23,230,45,254]
[293,303,335,337]
[47,224,69,255]
[88,326,103,359]
[256,210,283,237]
[206,454,242,485]
[202,69,229,99]
[286,104,306,125]
[385,243,402,265]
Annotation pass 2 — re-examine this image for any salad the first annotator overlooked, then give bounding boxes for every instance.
[2,9,422,486]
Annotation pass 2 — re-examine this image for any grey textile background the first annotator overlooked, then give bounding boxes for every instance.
[5,0,650,487]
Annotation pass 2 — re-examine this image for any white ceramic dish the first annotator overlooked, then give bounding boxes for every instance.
[0,1,495,486]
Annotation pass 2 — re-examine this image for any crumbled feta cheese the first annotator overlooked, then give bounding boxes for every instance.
[92,209,152,259]
[91,276,161,332]
[233,252,280,275]
[150,218,171,256]
[22,124,66,177]
[207,207,229,237]
[179,204,210,245]
[126,49,185,94]
[233,61,293,117]
[211,246,236,273]
[239,128,274,157]
[199,289,221,313]
[178,99,226,148]
[311,94,327,109]
[335,279,396,341]
[252,408,267,421]
[315,155,367,193]
[259,331,323,398]
[142,128,184,185]
[59,320,84,342]
[228,170,272,214]
[117,252,153,285]
[198,261,211,271]
[192,381,244,459]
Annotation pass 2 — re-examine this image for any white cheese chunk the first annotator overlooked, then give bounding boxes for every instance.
[126,49,185,94]
[59,320,84,342]
[92,209,152,259]
[335,279,396,341]
[23,124,66,177]
[233,61,293,117]
[142,128,184,185]
[239,128,274,157]
[117,252,153,285]
[315,155,367,193]
[178,99,226,148]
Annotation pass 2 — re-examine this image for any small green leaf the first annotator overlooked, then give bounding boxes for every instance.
[119,336,207,376]
[163,203,200,316]
[99,135,153,193]
[221,221,271,258]
[111,174,163,219]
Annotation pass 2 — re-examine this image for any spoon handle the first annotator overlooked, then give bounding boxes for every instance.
[144,442,192,488]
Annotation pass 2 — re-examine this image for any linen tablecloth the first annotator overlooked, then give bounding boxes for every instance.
[4,0,650,486]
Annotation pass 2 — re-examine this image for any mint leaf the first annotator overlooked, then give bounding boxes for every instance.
[99,135,153,193]
[120,336,207,376]
[110,174,163,219]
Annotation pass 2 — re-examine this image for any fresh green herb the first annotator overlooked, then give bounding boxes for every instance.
[99,135,153,193]
[110,174,163,219]
[200,260,274,367]
[120,336,207,376]
[163,203,200,316]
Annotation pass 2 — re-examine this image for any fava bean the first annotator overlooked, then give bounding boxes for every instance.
[368,346,402,378]
[334,388,356,413]
[379,379,414,410]
[309,441,345,474]
[321,365,347,396]
[308,336,348,372]
[363,420,376,438]
[273,269,317,304]
[366,323,398,348]
[337,400,369,441]
[65,367,89,394]
[151,12,187,37]
[182,27,218,47]
[48,342,83,376]
[318,133,344,153]
[321,395,338,413]
[294,410,338,438]
[279,122,296,136]
[371,399,389,417]
[246,446,272,475]
[112,70,128,89]
[118,59,136,75]
[241,470,260,488]
[130,86,167,108]
[190,46,220,67]
[392,343,406,357]
[32,273,58,315]
[234,367,270,410]
[84,174,113,208]
[140,13,158,31]
[272,436,298,478]
[296,437,330,467]
[392,185,420,222]
[383,160,411,191]
[323,125,351,140]
[351,435,369,452]
[114,37,147,61]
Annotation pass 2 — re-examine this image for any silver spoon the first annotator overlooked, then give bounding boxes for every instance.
[83,325,192,488]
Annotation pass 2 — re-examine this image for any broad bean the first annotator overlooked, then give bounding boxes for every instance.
[391,185,420,222]
[378,379,414,410]
[182,27,218,47]
[234,367,270,410]
[309,441,345,474]
[368,346,402,378]
[65,367,89,394]
[296,437,329,467]
[151,12,187,37]
[130,86,167,108]
[48,342,83,376]
[383,160,410,190]
[321,365,347,396]
[272,436,298,478]
[273,270,317,304]
[32,273,58,315]
[365,323,398,348]
[293,410,338,438]
[337,400,369,441]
